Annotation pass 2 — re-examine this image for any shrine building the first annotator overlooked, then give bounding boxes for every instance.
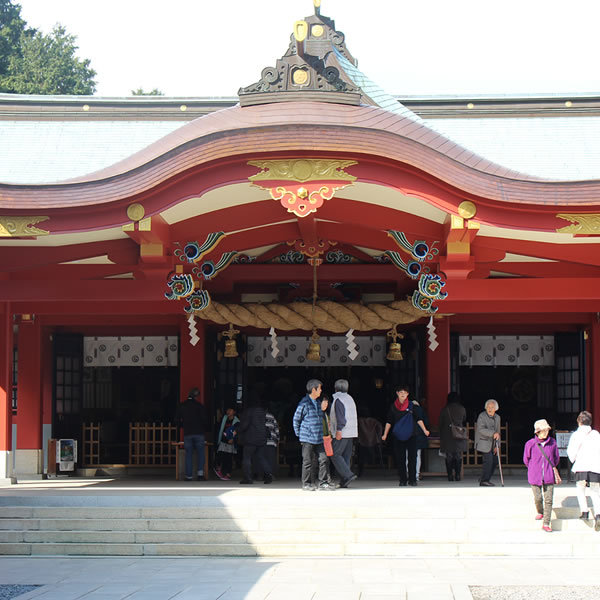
[2,2,600,479]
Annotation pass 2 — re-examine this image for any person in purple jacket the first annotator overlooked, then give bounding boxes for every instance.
[523,418,560,532]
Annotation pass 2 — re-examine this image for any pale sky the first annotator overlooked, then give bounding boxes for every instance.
[16,0,600,98]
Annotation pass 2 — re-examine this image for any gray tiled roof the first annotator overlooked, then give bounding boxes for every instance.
[428,116,600,181]
[0,120,185,184]
[1,98,600,185]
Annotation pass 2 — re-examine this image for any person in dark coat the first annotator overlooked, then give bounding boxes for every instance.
[175,387,208,481]
[439,392,468,481]
[236,392,272,484]
[382,385,430,486]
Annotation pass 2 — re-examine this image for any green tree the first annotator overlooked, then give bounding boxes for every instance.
[0,1,96,95]
[0,0,32,78]
[131,88,164,96]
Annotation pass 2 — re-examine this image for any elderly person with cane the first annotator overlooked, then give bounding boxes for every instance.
[475,399,501,487]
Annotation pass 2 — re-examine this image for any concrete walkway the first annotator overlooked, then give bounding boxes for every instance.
[1,555,600,600]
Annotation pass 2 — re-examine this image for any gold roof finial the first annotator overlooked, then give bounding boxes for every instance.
[313,0,321,15]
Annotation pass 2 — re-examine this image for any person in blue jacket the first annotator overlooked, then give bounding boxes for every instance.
[293,379,334,491]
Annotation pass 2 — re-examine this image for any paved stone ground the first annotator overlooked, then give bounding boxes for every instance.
[471,587,600,600]
[0,557,599,600]
[0,587,39,600]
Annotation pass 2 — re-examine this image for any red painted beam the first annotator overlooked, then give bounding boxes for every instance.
[474,237,600,268]
[170,200,284,242]
[443,277,600,301]
[0,239,139,272]
[8,265,142,281]
[490,263,600,278]
[449,313,592,326]
[318,198,444,239]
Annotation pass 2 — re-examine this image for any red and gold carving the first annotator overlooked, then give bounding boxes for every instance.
[248,159,357,218]
[268,183,349,217]
[289,239,336,258]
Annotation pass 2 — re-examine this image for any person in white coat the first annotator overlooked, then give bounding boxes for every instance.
[567,410,600,531]
[329,379,358,488]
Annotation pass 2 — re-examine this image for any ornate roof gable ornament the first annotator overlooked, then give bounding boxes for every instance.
[238,1,361,107]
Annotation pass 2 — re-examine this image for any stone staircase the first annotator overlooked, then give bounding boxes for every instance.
[1,482,599,557]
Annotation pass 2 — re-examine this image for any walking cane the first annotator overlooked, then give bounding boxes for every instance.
[495,438,504,487]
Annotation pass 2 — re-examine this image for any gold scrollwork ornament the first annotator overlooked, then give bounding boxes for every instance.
[556,213,600,234]
[0,216,49,237]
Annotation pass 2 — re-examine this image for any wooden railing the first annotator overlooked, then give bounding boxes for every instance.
[81,422,100,466]
[81,422,178,466]
[129,422,178,466]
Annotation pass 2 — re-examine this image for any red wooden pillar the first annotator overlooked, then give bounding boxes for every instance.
[0,304,13,480]
[179,316,206,406]
[425,317,451,426]
[589,319,600,429]
[41,325,53,473]
[15,316,43,475]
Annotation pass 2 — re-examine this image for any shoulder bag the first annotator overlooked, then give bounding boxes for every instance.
[448,409,468,441]
[322,413,334,457]
[537,442,562,484]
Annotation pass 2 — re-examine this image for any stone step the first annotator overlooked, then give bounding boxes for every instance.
[2,540,600,558]
[0,514,594,531]
[0,486,596,557]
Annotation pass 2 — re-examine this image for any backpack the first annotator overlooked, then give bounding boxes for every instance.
[392,404,414,441]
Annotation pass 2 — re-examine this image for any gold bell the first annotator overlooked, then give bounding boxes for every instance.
[306,329,321,362]
[386,324,404,361]
[224,338,239,358]
[222,323,240,358]
[386,342,403,361]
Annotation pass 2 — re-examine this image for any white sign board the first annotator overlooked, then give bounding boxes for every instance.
[555,431,574,458]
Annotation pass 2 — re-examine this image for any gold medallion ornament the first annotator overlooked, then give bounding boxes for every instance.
[457,201,477,220]
[312,24,324,37]
[126,203,145,222]
[556,213,600,234]
[0,216,49,237]
[292,68,309,86]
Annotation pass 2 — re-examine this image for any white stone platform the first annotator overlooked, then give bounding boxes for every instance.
[0,474,598,559]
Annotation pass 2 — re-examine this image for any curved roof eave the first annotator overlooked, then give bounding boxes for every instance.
[2,101,600,210]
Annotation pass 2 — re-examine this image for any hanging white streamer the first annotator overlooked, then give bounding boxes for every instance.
[269,326,279,358]
[188,314,199,346]
[346,328,359,361]
[427,316,438,351]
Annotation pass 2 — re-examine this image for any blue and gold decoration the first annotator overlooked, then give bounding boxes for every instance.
[164,274,195,300]
[384,250,422,279]
[195,251,238,281]
[387,231,429,262]
[174,231,227,263]
[411,274,448,314]
[184,290,212,314]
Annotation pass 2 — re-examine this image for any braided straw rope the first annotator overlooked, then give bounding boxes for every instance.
[195,300,426,332]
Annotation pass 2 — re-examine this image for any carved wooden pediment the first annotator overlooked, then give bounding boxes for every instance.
[238,11,361,107]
